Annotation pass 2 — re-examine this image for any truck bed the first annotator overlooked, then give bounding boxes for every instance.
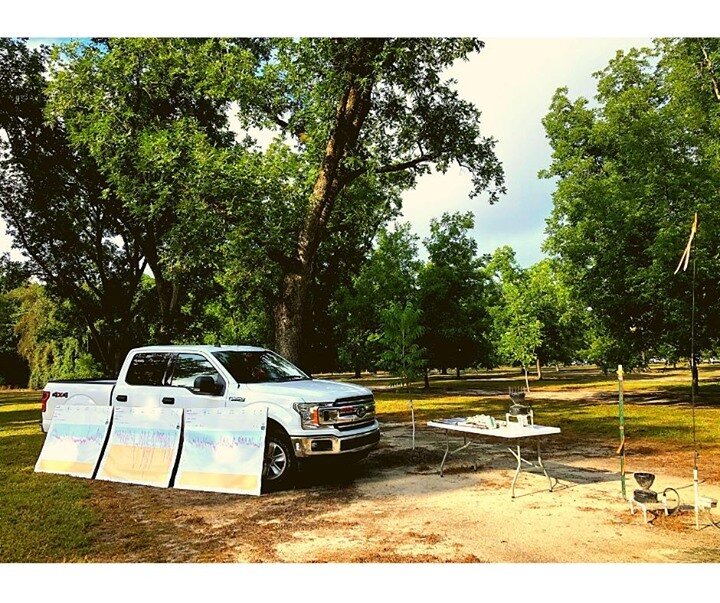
[41,379,116,432]
[46,378,117,384]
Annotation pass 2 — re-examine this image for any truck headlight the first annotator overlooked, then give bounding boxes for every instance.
[293,402,321,428]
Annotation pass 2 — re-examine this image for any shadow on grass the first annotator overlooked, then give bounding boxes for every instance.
[351,364,720,399]
[378,389,720,451]
[0,406,43,427]
[0,389,42,410]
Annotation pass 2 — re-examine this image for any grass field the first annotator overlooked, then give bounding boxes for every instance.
[366,365,720,455]
[1,364,719,562]
[0,391,98,562]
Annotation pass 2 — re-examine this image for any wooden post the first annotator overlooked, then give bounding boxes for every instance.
[409,399,415,451]
[406,374,415,451]
[617,364,626,499]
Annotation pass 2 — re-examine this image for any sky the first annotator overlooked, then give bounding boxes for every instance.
[0,37,652,267]
[398,38,651,265]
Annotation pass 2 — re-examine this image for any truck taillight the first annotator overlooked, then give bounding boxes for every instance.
[40,391,50,413]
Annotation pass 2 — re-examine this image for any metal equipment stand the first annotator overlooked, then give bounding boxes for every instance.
[629,488,681,525]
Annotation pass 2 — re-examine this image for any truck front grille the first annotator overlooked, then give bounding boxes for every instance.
[340,430,380,451]
[336,419,375,432]
[317,394,376,429]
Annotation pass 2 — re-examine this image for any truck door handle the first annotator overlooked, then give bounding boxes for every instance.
[116,395,127,402]
[162,397,175,405]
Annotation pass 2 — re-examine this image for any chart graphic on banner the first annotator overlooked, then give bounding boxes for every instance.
[35,405,113,478]
[96,406,182,488]
[175,407,267,495]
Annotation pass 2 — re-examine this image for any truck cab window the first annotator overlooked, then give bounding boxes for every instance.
[212,350,309,383]
[125,353,172,386]
[170,353,224,395]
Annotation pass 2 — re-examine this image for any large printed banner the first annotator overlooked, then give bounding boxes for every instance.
[175,407,267,496]
[35,405,113,478]
[96,406,182,488]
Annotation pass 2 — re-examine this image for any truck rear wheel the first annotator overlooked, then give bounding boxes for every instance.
[262,426,296,492]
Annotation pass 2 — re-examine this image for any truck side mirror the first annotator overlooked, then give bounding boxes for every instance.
[193,375,217,395]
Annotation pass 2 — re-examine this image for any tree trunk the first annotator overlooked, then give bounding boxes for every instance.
[692,358,699,396]
[155,279,180,344]
[536,357,543,381]
[456,367,460,378]
[524,366,530,392]
[80,314,112,376]
[441,367,448,375]
[354,366,361,379]
[409,397,415,451]
[423,367,430,390]
[274,271,308,365]
[272,69,377,363]
[144,242,180,344]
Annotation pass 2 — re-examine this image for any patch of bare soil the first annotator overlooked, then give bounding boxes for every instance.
[85,421,720,563]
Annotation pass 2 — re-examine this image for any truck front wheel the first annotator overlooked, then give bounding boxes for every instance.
[262,426,296,492]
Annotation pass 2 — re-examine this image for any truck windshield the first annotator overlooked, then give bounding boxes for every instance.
[212,350,310,384]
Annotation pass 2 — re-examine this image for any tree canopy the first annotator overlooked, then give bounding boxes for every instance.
[1,39,148,372]
[418,212,494,376]
[8,37,720,387]
[542,38,720,377]
[42,37,506,368]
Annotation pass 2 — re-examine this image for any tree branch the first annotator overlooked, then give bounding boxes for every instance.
[700,44,720,102]
[266,109,289,130]
[259,103,311,141]
[343,153,435,185]
[267,247,302,274]
[377,153,435,174]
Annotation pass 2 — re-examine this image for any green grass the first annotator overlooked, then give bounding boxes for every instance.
[369,364,720,453]
[1,363,719,561]
[326,362,720,393]
[375,392,719,446]
[0,391,98,562]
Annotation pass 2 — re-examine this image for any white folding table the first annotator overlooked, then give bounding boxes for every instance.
[427,420,561,498]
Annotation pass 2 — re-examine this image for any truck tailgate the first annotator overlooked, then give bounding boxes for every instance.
[41,380,116,432]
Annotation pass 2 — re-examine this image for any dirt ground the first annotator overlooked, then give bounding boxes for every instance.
[86,420,720,563]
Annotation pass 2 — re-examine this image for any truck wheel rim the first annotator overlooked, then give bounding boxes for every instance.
[264,442,287,480]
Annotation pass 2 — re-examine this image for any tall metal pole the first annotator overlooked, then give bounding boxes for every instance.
[691,258,699,529]
[617,364,626,499]
[674,212,700,528]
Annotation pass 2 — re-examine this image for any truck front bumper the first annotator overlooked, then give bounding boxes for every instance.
[291,427,380,457]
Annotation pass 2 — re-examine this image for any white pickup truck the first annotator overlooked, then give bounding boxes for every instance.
[40,345,380,489]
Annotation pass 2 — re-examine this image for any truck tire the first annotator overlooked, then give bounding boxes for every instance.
[262,425,297,492]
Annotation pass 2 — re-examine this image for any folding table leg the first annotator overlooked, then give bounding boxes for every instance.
[510,444,522,499]
[440,434,474,477]
[439,430,450,477]
[537,440,553,492]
